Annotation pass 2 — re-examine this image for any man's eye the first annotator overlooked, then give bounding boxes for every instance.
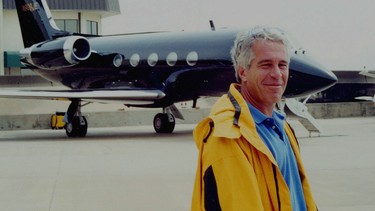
[260,63,272,68]
[279,63,288,69]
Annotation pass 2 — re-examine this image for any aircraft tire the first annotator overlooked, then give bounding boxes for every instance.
[153,113,175,133]
[65,116,88,137]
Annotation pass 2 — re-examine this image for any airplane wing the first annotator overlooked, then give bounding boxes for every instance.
[0,88,165,105]
[359,69,375,78]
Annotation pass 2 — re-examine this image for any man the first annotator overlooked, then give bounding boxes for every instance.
[191,26,317,210]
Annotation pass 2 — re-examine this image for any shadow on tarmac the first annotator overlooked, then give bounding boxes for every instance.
[0,125,195,142]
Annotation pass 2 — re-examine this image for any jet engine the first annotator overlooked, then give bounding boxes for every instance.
[20,36,91,70]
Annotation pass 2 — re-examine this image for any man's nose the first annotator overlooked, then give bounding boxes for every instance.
[269,65,282,77]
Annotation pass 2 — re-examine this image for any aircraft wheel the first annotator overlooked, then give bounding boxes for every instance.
[65,116,88,137]
[153,113,175,133]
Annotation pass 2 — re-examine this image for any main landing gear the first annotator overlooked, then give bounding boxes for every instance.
[153,113,175,133]
[62,101,182,137]
[64,100,88,137]
[153,105,183,134]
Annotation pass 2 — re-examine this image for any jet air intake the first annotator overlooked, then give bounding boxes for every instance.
[20,36,91,70]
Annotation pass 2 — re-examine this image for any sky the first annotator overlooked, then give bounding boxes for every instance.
[102,0,375,71]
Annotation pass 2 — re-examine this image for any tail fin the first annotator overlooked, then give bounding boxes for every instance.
[15,0,70,47]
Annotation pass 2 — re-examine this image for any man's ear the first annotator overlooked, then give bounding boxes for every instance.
[238,66,247,82]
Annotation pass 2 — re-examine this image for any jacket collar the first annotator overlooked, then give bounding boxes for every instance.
[210,83,278,164]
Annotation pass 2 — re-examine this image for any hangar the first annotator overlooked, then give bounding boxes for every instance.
[309,70,375,102]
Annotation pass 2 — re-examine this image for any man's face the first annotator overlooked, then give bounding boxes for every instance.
[239,40,289,109]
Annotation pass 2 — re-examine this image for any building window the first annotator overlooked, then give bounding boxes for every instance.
[55,19,79,33]
[87,20,98,35]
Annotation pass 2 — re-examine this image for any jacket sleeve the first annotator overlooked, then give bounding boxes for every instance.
[203,153,266,211]
[193,132,266,211]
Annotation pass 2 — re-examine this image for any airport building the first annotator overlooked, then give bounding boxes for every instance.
[309,70,375,103]
[1,0,120,75]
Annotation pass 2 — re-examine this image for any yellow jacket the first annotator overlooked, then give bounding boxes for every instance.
[191,84,317,211]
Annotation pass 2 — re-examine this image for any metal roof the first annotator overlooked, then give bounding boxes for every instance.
[3,0,120,16]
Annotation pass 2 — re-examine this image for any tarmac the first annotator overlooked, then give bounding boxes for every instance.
[0,116,375,210]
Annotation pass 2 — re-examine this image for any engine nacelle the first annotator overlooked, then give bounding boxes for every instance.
[20,36,91,70]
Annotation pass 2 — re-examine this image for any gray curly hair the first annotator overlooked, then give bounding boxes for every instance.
[230,26,291,82]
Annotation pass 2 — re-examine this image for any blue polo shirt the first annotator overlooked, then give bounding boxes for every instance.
[248,103,307,211]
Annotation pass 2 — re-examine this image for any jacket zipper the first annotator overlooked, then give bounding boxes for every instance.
[272,164,281,211]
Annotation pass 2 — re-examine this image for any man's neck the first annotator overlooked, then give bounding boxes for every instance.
[240,87,275,117]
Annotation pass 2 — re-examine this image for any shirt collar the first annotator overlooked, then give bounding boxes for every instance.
[247,102,285,125]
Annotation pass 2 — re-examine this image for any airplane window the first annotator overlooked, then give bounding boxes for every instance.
[148,53,158,67]
[166,52,178,66]
[113,54,123,67]
[130,54,140,67]
[187,51,198,66]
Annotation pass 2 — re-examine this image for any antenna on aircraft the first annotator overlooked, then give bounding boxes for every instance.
[209,20,216,31]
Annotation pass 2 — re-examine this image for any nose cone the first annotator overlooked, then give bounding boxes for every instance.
[284,53,337,98]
